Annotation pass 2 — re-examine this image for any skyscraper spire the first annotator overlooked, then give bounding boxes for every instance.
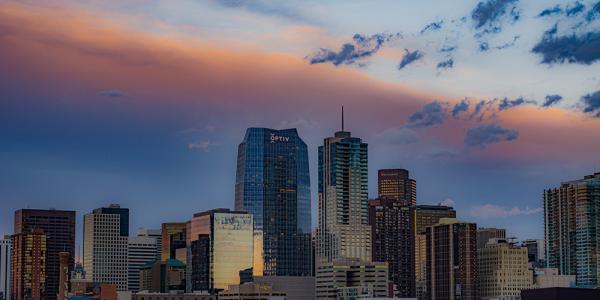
[341,106,344,132]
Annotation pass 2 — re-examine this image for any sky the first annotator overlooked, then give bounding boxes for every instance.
[1,0,600,243]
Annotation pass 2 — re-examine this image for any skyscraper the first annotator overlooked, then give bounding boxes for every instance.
[476,227,506,249]
[187,209,253,291]
[368,198,414,297]
[426,218,478,300]
[13,209,76,300]
[317,116,370,263]
[411,205,456,300]
[0,236,10,300]
[11,229,46,300]
[544,172,600,288]
[235,128,311,276]
[161,223,187,263]
[83,204,129,291]
[128,236,159,292]
[378,169,416,206]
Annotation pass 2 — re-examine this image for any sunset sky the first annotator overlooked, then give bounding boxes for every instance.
[1,0,600,241]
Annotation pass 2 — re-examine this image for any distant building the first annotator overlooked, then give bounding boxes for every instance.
[0,236,11,300]
[127,236,158,292]
[544,172,600,288]
[160,223,187,263]
[219,282,286,300]
[83,204,129,290]
[368,198,414,298]
[377,169,416,206]
[132,292,215,300]
[235,128,312,277]
[136,229,162,260]
[188,209,253,291]
[14,209,76,300]
[139,259,186,293]
[521,287,600,300]
[316,123,371,263]
[11,229,46,300]
[521,239,545,269]
[315,259,389,300]
[478,238,532,299]
[477,227,506,249]
[532,268,575,289]
[410,205,456,300]
[426,218,478,300]
[254,276,314,300]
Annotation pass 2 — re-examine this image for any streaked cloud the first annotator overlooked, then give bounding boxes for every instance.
[436,58,454,70]
[465,123,519,149]
[398,49,424,70]
[375,127,418,145]
[307,33,401,66]
[470,204,543,218]
[188,140,218,152]
[542,94,563,107]
[99,89,126,98]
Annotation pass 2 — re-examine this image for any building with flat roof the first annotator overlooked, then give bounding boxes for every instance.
[377,169,416,206]
[0,236,11,300]
[253,276,314,300]
[315,259,389,299]
[478,239,532,300]
[128,236,159,292]
[532,268,575,289]
[11,230,47,300]
[521,287,600,300]
[219,282,286,300]
[477,228,506,249]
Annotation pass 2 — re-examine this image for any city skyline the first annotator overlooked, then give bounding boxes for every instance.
[2,0,600,253]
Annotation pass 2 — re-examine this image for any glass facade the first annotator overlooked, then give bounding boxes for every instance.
[235,128,312,276]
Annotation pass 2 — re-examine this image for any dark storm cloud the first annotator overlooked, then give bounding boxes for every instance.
[452,99,469,119]
[398,49,424,70]
[436,58,454,70]
[307,33,401,66]
[532,30,600,65]
[471,0,519,29]
[465,123,519,149]
[420,20,444,35]
[406,101,447,128]
[542,94,563,107]
[582,90,600,114]
[99,89,126,98]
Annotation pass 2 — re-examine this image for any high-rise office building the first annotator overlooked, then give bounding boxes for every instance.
[161,223,187,263]
[0,236,10,300]
[188,209,254,291]
[137,229,162,260]
[477,227,506,249]
[11,229,46,300]
[235,127,312,276]
[315,258,390,299]
[411,205,456,300]
[522,239,546,268]
[83,204,129,291]
[13,209,76,300]
[478,238,532,299]
[317,118,370,263]
[368,198,414,298]
[128,236,159,292]
[426,218,478,300]
[378,169,416,206]
[544,172,600,288]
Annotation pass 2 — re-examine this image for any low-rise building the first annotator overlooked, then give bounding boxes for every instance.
[132,292,215,300]
[254,276,314,300]
[532,268,575,289]
[315,259,390,299]
[521,287,600,300]
[219,282,286,300]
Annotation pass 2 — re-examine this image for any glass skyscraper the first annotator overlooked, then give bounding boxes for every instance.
[235,128,312,276]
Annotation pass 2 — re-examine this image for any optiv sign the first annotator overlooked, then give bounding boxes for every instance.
[270,133,290,143]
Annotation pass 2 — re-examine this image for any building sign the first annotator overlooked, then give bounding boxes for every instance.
[270,133,290,143]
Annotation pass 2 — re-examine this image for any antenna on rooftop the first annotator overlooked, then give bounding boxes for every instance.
[341,106,345,131]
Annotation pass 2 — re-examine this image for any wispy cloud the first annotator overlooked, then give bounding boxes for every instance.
[375,127,418,145]
[582,90,600,115]
[406,101,447,128]
[188,140,218,152]
[439,198,456,207]
[465,123,519,149]
[99,89,126,98]
[420,20,443,35]
[470,204,543,218]
[436,58,454,70]
[307,33,401,66]
[542,94,563,107]
[398,49,424,70]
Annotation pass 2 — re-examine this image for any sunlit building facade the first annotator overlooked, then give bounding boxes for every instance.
[478,239,532,300]
[378,168,416,206]
[235,127,312,276]
[161,223,187,263]
[11,230,46,300]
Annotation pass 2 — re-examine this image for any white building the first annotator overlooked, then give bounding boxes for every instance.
[0,236,11,300]
[533,268,576,288]
[127,236,158,292]
[136,228,162,259]
[83,205,129,291]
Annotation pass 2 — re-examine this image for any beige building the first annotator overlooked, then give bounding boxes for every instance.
[532,268,575,288]
[219,282,286,300]
[254,276,314,300]
[478,239,532,300]
[132,292,215,300]
[477,228,506,249]
[315,259,389,299]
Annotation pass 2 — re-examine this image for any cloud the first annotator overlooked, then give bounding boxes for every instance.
[398,49,424,70]
[582,90,600,115]
[498,97,535,111]
[452,99,469,119]
[307,33,401,66]
[586,1,600,21]
[439,198,456,207]
[436,58,454,69]
[566,1,585,17]
[471,0,519,29]
[470,204,543,218]
[465,123,519,149]
[375,127,418,145]
[542,94,563,107]
[214,0,313,23]
[495,35,520,49]
[406,101,447,128]
[420,20,443,35]
[188,140,218,152]
[538,5,562,17]
[532,30,600,65]
[99,89,126,98]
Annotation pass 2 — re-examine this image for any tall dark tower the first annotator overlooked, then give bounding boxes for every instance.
[235,128,311,276]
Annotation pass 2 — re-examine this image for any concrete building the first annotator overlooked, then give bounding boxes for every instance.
[477,228,506,249]
[83,205,129,291]
[132,292,215,300]
[410,205,456,300]
[316,116,371,263]
[136,229,162,260]
[532,268,575,288]
[315,259,389,299]
[11,229,46,300]
[160,223,186,263]
[377,169,416,206]
[521,240,545,269]
[253,276,314,300]
[426,218,477,300]
[128,236,159,292]
[0,236,11,300]
[13,209,76,300]
[219,283,286,300]
[138,259,186,293]
[478,239,532,300]
[368,198,413,298]
[544,172,600,288]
